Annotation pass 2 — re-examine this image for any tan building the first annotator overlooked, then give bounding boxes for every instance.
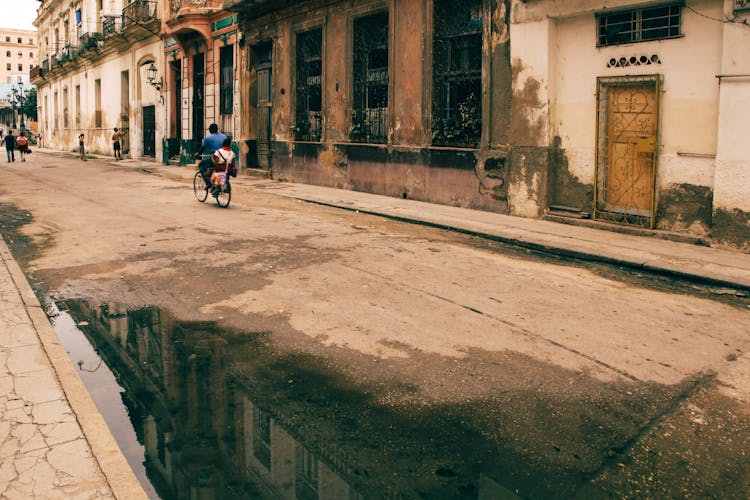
[32,0,164,159]
[0,28,37,85]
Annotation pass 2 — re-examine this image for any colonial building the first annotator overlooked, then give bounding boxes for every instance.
[223,0,750,251]
[160,0,242,164]
[31,0,164,159]
[0,28,37,85]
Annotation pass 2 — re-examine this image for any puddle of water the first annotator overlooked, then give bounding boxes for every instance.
[52,299,534,499]
[50,301,160,499]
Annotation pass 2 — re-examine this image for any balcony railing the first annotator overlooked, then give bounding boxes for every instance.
[102,15,122,37]
[123,0,157,30]
[29,66,42,81]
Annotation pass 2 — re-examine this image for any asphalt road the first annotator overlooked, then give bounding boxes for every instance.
[1,152,748,498]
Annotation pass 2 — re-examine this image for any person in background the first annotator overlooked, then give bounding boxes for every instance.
[79,133,87,161]
[4,130,15,162]
[112,128,123,160]
[15,131,29,162]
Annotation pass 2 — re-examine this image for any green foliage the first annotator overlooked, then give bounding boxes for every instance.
[20,87,37,121]
[432,92,481,147]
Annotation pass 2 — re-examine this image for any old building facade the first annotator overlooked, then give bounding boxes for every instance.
[0,28,38,85]
[510,0,750,249]
[160,0,242,164]
[223,0,749,250]
[32,0,165,159]
[32,0,750,251]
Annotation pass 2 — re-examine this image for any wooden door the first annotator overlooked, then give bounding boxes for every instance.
[595,76,659,227]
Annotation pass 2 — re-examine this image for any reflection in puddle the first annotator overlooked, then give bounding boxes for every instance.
[54,300,528,499]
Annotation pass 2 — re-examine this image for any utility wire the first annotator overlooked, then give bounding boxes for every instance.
[685,5,750,29]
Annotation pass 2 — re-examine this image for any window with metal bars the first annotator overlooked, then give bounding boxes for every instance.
[219,45,234,115]
[351,12,388,144]
[432,0,482,148]
[294,28,322,141]
[597,3,682,46]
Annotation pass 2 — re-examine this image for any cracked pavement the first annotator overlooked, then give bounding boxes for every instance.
[0,240,137,499]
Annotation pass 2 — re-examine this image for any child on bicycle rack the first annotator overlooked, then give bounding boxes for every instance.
[209,138,236,197]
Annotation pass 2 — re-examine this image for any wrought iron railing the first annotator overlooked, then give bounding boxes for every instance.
[123,0,157,30]
[351,107,387,144]
[293,111,321,142]
[102,15,121,37]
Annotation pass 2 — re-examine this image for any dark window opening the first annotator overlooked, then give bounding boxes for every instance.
[352,12,389,144]
[294,28,322,142]
[219,45,234,115]
[252,407,272,470]
[597,3,682,46]
[432,0,482,148]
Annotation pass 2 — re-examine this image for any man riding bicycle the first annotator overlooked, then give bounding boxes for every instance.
[195,123,227,189]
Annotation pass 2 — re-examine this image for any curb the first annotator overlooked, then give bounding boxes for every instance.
[0,236,147,500]
[295,198,750,294]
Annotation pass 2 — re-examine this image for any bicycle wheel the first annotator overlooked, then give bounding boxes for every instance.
[193,171,208,202]
[215,184,231,208]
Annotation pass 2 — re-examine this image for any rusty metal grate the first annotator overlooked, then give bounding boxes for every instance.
[351,12,389,144]
[294,28,323,142]
[597,3,682,46]
[432,0,482,148]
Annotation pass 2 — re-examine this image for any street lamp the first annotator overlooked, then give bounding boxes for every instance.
[146,62,162,91]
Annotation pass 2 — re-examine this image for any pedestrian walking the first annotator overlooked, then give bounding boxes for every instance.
[4,130,15,162]
[112,128,122,160]
[15,131,29,162]
[79,133,87,161]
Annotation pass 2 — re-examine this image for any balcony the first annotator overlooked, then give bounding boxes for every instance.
[123,0,157,30]
[102,15,122,37]
[29,65,42,82]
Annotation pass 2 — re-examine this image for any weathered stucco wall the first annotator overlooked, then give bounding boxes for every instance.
[712,2,750,251]
[512,0,725,237]
[38,42,164,159]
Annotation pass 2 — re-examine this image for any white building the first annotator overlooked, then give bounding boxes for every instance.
[510,0,750,250]
[32,0,164,160]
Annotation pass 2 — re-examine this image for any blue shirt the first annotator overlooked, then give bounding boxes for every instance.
[201,132,228,154]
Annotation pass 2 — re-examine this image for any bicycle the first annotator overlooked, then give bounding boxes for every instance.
[193,161,231,208]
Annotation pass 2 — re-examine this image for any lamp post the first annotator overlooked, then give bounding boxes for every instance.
[10,85,25,131]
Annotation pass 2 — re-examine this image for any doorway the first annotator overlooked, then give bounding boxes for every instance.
[254,42,273,169]
[192,53,205,150]
[143,105,155,157]
[595,75,660,228]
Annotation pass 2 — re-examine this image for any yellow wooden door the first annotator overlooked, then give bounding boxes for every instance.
[596,78,659,227]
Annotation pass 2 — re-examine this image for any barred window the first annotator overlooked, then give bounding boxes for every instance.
[294,28,322,141]
[597,3,682,46]
[219,45,233,115]
[432,0,482,147]
[351,12,389,144]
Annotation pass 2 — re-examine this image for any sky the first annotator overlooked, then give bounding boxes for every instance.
[0,0,40,31]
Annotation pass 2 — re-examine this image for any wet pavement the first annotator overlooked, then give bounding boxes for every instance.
[48,299,750,499]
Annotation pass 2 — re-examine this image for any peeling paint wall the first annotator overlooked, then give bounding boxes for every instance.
[713,3,750,250]
[510,0,745,245]
[239,0,520,214]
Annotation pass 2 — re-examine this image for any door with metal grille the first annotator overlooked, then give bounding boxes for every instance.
[143,105,155,157]
[254,43,273,169]
[595,75,660,228]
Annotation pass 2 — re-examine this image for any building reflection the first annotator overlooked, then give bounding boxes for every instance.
[67,300,374,499]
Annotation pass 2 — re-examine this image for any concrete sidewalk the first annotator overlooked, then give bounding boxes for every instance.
[242,179,750,292]
[0,236,146,499]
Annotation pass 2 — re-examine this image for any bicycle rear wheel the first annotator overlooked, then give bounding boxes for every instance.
[215,185,231,208]
[194,171,208,202]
